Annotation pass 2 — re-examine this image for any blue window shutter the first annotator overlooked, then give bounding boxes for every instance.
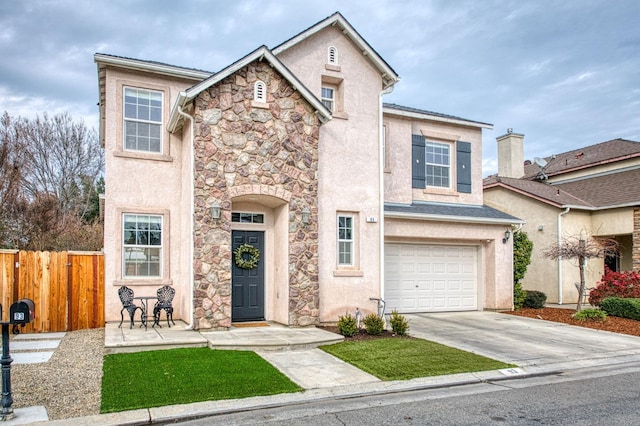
[412,135,425,188]
[456,141,472,193]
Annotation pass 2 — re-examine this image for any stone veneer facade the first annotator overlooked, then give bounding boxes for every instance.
[191,60,321,330]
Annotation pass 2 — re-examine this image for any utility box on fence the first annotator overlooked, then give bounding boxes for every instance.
[9,299,35,325]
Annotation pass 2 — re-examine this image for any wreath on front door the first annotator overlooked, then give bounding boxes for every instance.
[233,243,260,269]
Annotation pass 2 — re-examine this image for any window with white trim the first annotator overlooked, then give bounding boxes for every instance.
[321,86,335,112]
[254,81,266,103]
[328,46,338,65]
[425,141,451,188]
[124,87,163,153]
[337,215,354,266]
[123,214,162,277]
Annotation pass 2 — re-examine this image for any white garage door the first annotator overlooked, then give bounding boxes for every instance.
[384,243,478,313]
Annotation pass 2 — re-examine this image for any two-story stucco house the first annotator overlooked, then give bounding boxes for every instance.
[484,131,640,304]
[96,12,520,330]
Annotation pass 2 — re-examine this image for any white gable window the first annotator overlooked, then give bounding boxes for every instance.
[123,214,162,278]
[123,87,162,153]
[425,141,451,188]
[254,80,266,103]
[321,86,335,112]
[328,46,338,65]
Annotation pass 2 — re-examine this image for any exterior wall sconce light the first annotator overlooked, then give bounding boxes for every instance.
[210,201,221,221]
[301,206,311,226]
[502,228,511,244]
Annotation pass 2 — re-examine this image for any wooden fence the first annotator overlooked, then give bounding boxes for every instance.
[0,250,104,333]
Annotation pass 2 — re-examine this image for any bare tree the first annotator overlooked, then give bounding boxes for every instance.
[543,234,618,311]
[0,111,104,251]
[17,112,104,218]
[0,112,26,247]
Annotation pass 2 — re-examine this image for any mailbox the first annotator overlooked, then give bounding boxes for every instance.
[9,299,35,325]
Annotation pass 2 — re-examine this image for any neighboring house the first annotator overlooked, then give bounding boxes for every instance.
[96,12,520,330]
[484,131,640,304]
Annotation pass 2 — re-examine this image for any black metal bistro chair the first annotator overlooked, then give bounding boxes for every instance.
[153,285,176,327]
[118,286,142,329]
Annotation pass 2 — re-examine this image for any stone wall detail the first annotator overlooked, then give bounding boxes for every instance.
[191,60,321,329]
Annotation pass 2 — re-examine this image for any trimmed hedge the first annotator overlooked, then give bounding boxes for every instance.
[600,297,640,321]
[523,290,546,309]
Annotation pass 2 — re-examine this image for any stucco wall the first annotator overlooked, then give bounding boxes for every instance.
[484,187,611,304]
[102,66,195,322]
[382,114,484,206]
[277,25,384,322]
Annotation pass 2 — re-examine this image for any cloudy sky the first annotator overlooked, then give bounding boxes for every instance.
[1,0,638,175]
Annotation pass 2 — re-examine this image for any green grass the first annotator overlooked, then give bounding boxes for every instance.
[320,338,515,381]
[100,347,301,413]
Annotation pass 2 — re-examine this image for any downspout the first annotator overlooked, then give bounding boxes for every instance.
[379,85,394,301]
[557,207,570,304]
[177,104,195,330]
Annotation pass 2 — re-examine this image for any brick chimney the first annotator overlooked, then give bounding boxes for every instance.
[496,129,524,178]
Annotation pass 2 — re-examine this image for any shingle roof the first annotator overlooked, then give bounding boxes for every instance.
[554,168,640,208]
[483,176,593,208]
[384,202,522,224]
[523,138,640,179]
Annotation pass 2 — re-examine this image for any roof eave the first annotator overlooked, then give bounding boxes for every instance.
[383,106,493,129]
[167,46,332,133]
[93,53,211,81]
[272,12,399,89]
[384,211,524,225]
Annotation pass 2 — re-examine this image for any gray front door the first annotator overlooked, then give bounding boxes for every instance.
[231,230,265,322]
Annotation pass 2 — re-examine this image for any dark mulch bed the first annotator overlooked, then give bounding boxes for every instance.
[504,307,640,337]
[318,326,413,341]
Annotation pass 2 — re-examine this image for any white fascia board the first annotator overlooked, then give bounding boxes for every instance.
[384,211,524,225]
[94,53,211,81]
[562,202,640,211]
[383,107,493,130]
[272,14,399,88]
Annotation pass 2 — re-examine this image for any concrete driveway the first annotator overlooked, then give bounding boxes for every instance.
[406,311,640,371]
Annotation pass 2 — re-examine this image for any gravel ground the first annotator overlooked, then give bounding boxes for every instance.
[11,328,104,421]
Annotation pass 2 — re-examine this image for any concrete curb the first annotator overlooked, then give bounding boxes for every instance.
[35,365,558,425]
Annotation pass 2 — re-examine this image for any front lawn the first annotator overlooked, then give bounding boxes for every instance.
[320,338,515,380]
[101,347,301,413]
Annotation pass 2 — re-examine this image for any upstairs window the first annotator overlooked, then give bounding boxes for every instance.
[321,86,335,112]
[254,81,266,103]
[124,87,162,153]
[425,141,451,188]
[328,46,338,65]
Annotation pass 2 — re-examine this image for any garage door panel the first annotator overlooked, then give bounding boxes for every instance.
[385,243,478,313]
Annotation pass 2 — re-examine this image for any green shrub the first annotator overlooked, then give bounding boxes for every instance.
[389,310,409,336]
[600,297,640,321]
[363,313,385,335]
[337,313,358,337]
[513,281,527,310]
[523,290,547,308]
[572,308,607,322]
